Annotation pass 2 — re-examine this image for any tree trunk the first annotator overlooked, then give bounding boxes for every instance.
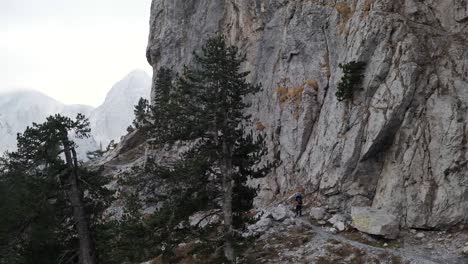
[221,140,234,263]
[63,143,96,264]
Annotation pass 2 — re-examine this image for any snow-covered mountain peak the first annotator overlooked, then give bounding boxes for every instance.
[0,70,152,159]
[101,70,151,104]
[90,70,151,148]
[0,89,96,158]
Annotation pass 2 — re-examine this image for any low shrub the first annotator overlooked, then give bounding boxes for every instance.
[336,61,366,102]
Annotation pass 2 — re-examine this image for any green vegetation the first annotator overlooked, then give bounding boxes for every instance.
[0,35,269,264]
[0,114,111,264]
[142,35,269,262]
[335,61,366,102]
[128,35,271,262]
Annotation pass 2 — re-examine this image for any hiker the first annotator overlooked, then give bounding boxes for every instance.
[288,187,304,217]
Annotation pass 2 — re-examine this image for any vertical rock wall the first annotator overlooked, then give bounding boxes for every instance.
[146,0,468,229]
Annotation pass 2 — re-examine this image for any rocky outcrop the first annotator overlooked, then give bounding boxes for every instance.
[146,0,468,229]
[351,206,400,239]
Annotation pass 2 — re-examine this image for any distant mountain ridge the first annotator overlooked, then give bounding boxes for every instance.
[90,69,152,148]
[0,70,151,159]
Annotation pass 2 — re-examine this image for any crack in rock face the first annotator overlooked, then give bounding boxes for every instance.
[146,0,468,230]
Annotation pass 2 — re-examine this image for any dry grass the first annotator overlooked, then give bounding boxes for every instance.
[341,229,402,249]
[293,110,301,121]
[316,241,368,264]
[305,79,319,90]
[150,256,166,264]
[378,251,410,264]
[255,121,266,131]
[335,2,353,35]
[336,2,352,21]
[242,226,314,263]
[362,0,373,16]
[277,86,289,104]
[321,51,331,78]
[276,85,304,105]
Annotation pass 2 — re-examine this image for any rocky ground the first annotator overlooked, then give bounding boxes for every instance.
[239,213,468,264]
[99,134,468,264]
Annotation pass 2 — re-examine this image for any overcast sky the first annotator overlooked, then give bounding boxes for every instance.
[1,0,153,106]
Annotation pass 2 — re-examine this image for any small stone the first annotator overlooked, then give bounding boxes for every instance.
[462,246,468,256]
[436,238,444,242]
[425,244,434,249]
[410,229,417,234]
[383,243,388,247]
[283,218,295,226]
[328,214,346,226]
[318,220,327,225]
[415,232,425,239]
[334,221,346,232]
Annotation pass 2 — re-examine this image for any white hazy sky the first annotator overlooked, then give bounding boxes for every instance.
[1,0,153,106]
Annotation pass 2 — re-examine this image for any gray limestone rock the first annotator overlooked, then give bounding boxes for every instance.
[248,218,273,234]
[189,210,221,228]
[270,204,294,221]
[147,0,468,230]
[309,207,327,220]
[328,213,347,232]
[415,232,426,239]
[351,206,400,239]
[462,246,468,256]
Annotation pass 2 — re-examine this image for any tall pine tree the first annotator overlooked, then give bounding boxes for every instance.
[129,35,270,262]
[172,35,268,262]
[9,114,97,264]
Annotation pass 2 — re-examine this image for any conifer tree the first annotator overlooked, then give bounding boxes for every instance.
[0,157,69,264]
[153,67,173,112]
[9,114,97,264]
[149,67,178,143]
[133,98,151,129]
[172,35,268,262]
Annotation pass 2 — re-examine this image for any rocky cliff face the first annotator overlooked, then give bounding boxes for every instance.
[146,0,468,229]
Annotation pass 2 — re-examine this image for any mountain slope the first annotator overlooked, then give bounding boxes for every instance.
[89,69,152,147]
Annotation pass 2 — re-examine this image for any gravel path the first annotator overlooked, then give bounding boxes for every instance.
[240,217,467,264]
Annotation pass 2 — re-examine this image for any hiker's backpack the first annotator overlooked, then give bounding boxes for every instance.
[295,193,303,205]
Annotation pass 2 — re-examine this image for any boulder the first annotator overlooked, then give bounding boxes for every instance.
[328,214,347,232]
[309,207,326,220]
[351,207,400,239]
[189,210,221,228]
[270,204,294,221]
[462,246,468,256]
[328,214,346,225]
[254,209,272,220]
[248,218,273,234]
[283,218,296,226]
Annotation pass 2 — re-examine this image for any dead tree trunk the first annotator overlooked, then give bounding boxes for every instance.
[63,142,96,264]
[221,140,234,263]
